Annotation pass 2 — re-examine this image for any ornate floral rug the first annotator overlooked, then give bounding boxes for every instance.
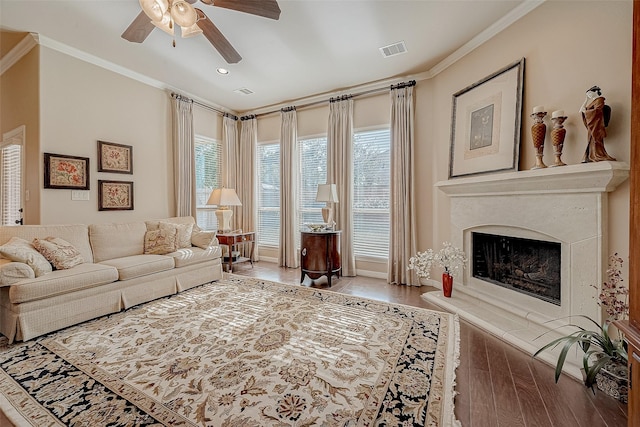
[0,275,460,426]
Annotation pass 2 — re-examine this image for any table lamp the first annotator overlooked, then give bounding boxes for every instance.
[316,183,338,226]
[207,188,242,233]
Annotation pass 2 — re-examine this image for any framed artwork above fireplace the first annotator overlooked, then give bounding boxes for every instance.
[448,58,525,178]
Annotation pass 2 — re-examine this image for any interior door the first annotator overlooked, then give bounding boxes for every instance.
[1,126,25,226]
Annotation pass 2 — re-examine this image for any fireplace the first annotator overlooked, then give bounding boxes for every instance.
[472,232,561,305]
[427,162,629,380]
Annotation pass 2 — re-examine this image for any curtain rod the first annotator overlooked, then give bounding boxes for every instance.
[241,80,416,120]
[171,92,238,121]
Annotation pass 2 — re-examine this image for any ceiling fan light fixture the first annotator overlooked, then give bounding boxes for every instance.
[181,22,203,38]
[152,12,174,35]
[171,1,198,28]
[139,0,168,22]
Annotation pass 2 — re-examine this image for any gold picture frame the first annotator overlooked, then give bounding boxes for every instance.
[449,58,525,178]
[98,180,134,211]
[98,141,133,174]
[44,153,90,190]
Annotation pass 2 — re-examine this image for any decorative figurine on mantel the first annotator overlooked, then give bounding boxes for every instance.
[579,85,616,162]
[550,110,568,167]
[530,106,547,169]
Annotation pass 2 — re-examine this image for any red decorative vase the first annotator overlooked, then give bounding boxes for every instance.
[442,273,453,298]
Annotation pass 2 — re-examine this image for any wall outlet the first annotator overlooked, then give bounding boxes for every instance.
[71,190,90,201]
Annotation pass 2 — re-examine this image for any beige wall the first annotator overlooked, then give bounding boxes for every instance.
[0,44,40,225]
[429,0,632,274]
[39,47,173,224]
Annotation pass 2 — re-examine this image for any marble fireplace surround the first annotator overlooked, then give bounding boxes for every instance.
[425,161,629,379]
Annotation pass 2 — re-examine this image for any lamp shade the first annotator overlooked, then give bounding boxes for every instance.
[171,0,198,27]
[207,188,242,207]
[316,184,339,203]
[140,0,168,21]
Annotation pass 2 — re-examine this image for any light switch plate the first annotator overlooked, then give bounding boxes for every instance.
[71,190,90,201]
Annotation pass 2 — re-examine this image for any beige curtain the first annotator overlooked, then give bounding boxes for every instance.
[238,116,258,260]
[327,98,356,277]
[171,94,196,217]
[223,115,239,230]
[279,109,299,268]
[388,84,418,285]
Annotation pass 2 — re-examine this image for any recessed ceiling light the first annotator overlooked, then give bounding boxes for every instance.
[217,68,229,75]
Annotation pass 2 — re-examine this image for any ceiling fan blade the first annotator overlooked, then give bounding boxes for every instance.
[196,9,242,64]
[121,11,155,43]
[202,0,281,20]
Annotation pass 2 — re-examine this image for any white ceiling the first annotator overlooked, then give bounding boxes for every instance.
[0,0,532,113]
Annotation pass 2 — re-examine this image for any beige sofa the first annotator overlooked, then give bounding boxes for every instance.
[0,216,222,343]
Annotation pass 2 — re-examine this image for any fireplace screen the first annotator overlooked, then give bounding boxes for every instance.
[472,232,561,305]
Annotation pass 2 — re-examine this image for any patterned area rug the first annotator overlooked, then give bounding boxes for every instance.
[0,275,460,426]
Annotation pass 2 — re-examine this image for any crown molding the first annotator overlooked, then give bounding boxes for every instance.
[428,0,545,78]
[0,32,39,76]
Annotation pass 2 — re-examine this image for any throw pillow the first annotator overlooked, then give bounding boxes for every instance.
[191,230,217,249]
[32,237,84,270]
[144,228,177,255]
[0,236,53,277]
[0,261,35,287]
[160,222,193,249]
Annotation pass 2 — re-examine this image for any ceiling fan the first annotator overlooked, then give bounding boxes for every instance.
[121,0,281,64]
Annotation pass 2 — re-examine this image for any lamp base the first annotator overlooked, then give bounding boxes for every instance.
[321,207,333,224]
[215,209,234,234]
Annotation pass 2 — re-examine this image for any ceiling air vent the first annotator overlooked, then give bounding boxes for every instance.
[234,87,254,95]
[379,41,407,58]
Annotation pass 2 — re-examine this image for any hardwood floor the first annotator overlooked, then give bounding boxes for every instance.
[232,261,628,427]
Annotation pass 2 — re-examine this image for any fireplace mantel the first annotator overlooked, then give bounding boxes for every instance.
[435,161,629,196]
[425,160,629,380]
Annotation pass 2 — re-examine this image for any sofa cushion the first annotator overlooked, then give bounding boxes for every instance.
[90,222,147,262]
[99,254,175,281]
[8,263,119,304]
[0,261,35,287]
[0,237,52,276]
[144,229,177,255]
[32,237,84,270]
[191,230,218,249]
[169,246,222,268]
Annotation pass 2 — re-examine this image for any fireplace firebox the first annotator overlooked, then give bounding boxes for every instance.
[472,232,561,305]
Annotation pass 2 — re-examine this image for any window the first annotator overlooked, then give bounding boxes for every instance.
[352,129,390,258]
[194,136,222,230]
[298,137,327,227]
[1,143,22,226]
[257,142,280,246]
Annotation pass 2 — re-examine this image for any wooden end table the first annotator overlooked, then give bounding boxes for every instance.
[217,231,255,273]
[300,230,341,286]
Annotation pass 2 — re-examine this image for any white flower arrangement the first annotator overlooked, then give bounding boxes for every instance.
[408,242,467,279]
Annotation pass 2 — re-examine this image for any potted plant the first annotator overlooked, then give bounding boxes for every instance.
[408,242,466,297]
[533,254,629,401]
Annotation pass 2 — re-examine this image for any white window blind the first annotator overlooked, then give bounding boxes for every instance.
[353,129,390,258]
[1,144,22,226]
[257,142,280,247]
[194,136,222,230]
[298,137,327,228]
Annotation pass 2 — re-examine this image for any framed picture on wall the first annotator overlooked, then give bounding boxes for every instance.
[98,180,134,211]
[98,140,133,174]
[449,58,525,178]
[44,153,90,190]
